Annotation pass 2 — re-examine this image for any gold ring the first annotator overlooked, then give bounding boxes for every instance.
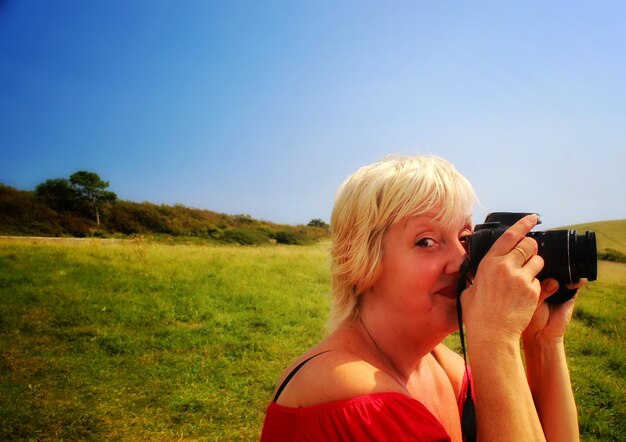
[513,246,528,263]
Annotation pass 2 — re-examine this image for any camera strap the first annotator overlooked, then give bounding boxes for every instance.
[456,258,477,442]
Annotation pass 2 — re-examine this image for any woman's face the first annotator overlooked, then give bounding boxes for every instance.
[365,210,472,337]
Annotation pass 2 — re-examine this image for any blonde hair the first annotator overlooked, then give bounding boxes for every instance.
[328,155,476,330]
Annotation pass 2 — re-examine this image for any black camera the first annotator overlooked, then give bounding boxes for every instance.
[467,212,597,303]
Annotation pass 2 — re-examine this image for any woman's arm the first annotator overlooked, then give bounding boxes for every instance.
[522,280,580,441]
[462,214,547,441]
[523,336,578,441]
[468,335,546,441]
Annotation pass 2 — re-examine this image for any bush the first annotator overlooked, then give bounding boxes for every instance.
[272,229,313,245]
[598,248,626,263]
[108,204,145,234]
[221,227,270,245]
[25,221,64,237]
[109,202,169,234]
[0,183,330,245]
[58,212,95,237]
[307,218,329,228]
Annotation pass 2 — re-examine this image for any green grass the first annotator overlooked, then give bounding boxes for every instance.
[1,236,624,441]
[0,238,330,441]
[567,260,626,441]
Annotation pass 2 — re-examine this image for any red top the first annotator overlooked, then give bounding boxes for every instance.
[260,371,472,441]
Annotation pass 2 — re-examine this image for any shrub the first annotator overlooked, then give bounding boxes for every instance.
[108,204,145,234]
[59,212,95,237]
[0,183,330,245]
[307,218,329,228]
[598,248,626,263]
[272,229,313,245]
[25,221,64,237]
[221,227,270,245]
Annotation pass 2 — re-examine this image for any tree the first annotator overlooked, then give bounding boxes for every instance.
[35,178,80,212]
[69,171,117,225]
[307,218,329,228]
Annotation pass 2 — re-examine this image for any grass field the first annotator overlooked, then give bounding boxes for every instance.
[0,231,624,441]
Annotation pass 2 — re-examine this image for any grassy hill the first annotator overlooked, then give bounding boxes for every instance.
[0,183,329,245]
[564,219,626,255]
[1,237,624,440]
[0,219,624,440]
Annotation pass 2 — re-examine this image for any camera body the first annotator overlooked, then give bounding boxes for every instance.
[467,212,597,303]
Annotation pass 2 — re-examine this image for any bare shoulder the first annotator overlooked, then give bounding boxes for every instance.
[431,343,466,397]
[275,349,404,408]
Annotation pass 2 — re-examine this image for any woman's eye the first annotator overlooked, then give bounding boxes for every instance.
[459,235,471,250]
[416,238,436,248]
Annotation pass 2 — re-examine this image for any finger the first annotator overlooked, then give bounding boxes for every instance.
[487,214,539,257]
[523,254,545,280]
[511,246,528,264]
[564,294,578,306]
[566,279,587,290]
[509,237,539,267]
[539,278,559,303]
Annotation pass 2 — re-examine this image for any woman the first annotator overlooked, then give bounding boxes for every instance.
[260,155,579,441]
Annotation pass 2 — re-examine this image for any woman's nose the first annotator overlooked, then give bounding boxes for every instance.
[445,239,468,274]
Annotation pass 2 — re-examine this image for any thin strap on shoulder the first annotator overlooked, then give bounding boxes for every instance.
[273,351,331,402]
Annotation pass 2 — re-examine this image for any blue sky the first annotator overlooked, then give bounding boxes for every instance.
[1,1,625,228]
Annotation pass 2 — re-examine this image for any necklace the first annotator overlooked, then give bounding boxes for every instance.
[358,315,409,387]
[359,317,453,432]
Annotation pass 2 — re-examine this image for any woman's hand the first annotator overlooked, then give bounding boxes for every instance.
[463,215,555,442]
[462,214,545,344]
[523,279,584,343]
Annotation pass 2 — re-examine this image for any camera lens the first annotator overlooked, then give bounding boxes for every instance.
[529,230,597,283]
[467,215,598,304]
[572,230,598,282]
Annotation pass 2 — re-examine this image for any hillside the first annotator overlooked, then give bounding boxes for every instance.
[0,183,328,245]
[2,181,623,250]
[564,219,626,255]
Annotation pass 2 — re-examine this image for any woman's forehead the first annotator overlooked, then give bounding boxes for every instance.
[400,210,472,231]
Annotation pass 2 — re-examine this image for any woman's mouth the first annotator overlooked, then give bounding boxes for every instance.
[436,285,458,299]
